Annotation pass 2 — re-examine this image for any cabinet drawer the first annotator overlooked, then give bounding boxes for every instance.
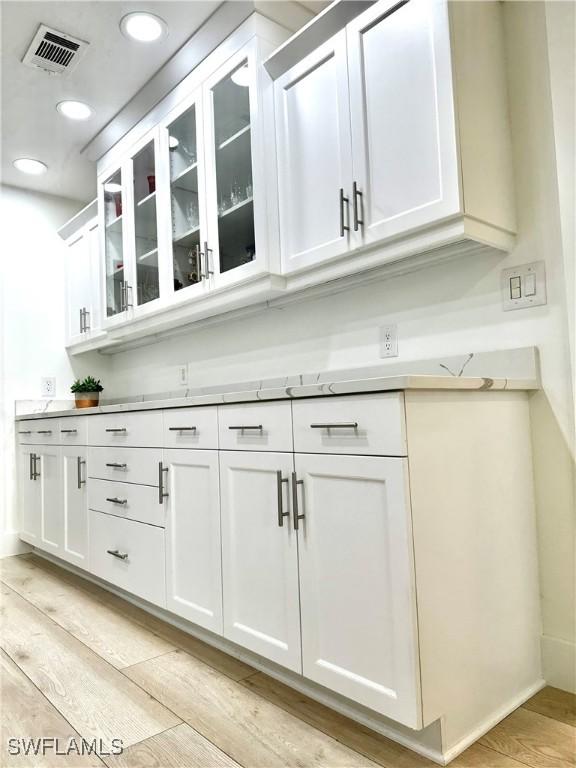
[87,412,163,447]
[163,407,218,449]
[89,510,166,607]
[58,417,88,445]
[88,479,165,527]
[292,393,407,456]
[88,447,162,485]
[218,401,293,452]
[17,419,59,445]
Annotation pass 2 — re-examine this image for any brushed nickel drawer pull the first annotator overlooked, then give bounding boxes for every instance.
[106,549,128,560]
[105,462,127,469]
[105,428,127,433]
[310,422,358,430]
[106,497,127,505]
[228,425,263,431]
[19,430,32,435]
[61,429,78,434]
[276,471,289,528]
[32,454,40,480]
[291,472,305,530]
[77,457,86,489]
[168,426,197,431]
[158,462,169,504]
[36,430,52,434]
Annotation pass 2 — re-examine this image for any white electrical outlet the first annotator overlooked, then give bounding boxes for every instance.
[41,377,56,398]
[178,364,189,386]
[380,325,398,358]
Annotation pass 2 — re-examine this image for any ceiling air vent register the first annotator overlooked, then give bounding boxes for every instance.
[22,24,89,75]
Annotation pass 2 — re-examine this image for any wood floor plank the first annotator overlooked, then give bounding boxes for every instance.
[240,671,435,768]
[0,584,181,751]
[522,686,576,727]
[23,554,254,681]
[479,708,576,768]
[0,556,176,669]
[102,723,240,768]
[0,650,104,768]
[450,744,532,767]
[124,649,381,767]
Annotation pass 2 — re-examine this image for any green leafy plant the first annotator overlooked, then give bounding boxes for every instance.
[71,376,104,394]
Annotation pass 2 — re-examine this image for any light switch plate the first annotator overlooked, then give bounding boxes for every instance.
[41,377,56,398]
[502,261,547,311]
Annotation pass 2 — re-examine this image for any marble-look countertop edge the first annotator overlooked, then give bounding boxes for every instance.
[14,375,540,421]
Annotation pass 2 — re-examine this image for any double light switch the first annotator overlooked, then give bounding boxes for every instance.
[502,261,546,311]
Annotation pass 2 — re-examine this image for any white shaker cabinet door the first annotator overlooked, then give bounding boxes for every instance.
[18,447,41,546]
[295,453,422,728]
[61,446,89,570]
[165,449,223,634]
[37,447,63,557]
[275,31,356,274]
[65,230,92,345]
[347,0,460,246]
[219,451,301,672]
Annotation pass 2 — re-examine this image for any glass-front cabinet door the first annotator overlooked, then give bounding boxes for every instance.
[130,136,161,312]
[101,167,128,322]
[204,45,264,288]
[163,91,207,300]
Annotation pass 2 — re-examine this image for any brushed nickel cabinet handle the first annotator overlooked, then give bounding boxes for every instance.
[36,430,52,434]
[79,307,84,333]
[105,462,127,469]
[168,426,197,432]
[19,430,32,435]
[106,497,127,505]
[77,456,86,489]
[291,472,304,531]
[61,429,78,434]
[276,471,289,528]
[352,181,363,231]
[339,188,350,237]
[32,454,40,480]
[202,242,214,280]
[158,462,169,504]
[228,425,262,431]
[83,308,91,332]
[29,452,34,481]
[105,428,127,433]
[310,422,358,430]
[106,549,128,560]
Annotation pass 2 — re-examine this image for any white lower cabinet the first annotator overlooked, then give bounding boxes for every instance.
[61,447,89,569]
[219,450,301,671]
[89,510,166,608]
[37,446,63,557]
[294,453,421,727]
[165,449,223,633]
[18,446,41,547]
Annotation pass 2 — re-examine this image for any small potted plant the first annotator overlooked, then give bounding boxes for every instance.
[71,376,104,409]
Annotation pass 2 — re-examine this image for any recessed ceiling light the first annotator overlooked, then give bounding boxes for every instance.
[120,12,167,42]
[57,100,93,120]
[13,158,48,175]
[231,65,250,87]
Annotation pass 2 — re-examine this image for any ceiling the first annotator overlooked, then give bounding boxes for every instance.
[1,1,223,203]
[1,1,327,205]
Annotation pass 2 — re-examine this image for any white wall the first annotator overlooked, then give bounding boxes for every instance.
[101,1,575,691]
[0,185,106,555]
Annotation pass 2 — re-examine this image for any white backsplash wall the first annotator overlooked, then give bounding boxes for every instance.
[103,1,575,692]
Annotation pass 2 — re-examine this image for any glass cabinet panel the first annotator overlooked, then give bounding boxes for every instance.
[212,60,255,274]
[103,169,125,318]
[169,105,202,292]
[133,141,160,306]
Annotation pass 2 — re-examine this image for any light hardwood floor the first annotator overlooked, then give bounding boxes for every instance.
[1,554,574,768]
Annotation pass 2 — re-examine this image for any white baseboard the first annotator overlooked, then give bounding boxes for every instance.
[1,532,31,559]
[441,679,546,765]
[541,634,576,693]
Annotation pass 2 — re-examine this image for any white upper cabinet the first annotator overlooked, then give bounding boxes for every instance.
[64,217,100,347]
[347,0,460,246]
[275,32,356,273]
[295,453,421,727]
[100,164,131,327]
[275,0,515,276]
